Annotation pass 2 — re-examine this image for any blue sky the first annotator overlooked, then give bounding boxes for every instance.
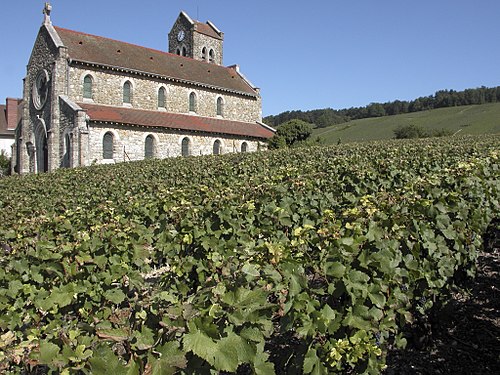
[1,0,499,116]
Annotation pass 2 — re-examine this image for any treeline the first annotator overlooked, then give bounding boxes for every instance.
[264,86,500,128]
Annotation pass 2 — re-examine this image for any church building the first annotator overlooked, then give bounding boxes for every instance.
[13,4,274,173]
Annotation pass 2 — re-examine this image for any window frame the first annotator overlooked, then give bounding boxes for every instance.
[213,139,222,155]
[83,75,93,100]
[216,97,224,117]
[189,92,197,113]
[123,81,132,104]
[145,134,155,159]
[181,137,191,157]
[103,132,114,159]
[158,87,166,109]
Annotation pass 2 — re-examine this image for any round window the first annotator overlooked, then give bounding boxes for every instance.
[32,70,50,110]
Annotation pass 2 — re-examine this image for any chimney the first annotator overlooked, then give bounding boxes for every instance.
[6,98,19,130]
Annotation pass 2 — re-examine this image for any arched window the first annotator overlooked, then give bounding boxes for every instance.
[182,46,187,57]
[34,122,48,173]
[241,142,248,153]
[158,87,166,108]
[189,92,197,112]
[83,75,93,99]
[103,132,114,159]
[213,140,221,155]
[145,135,155,158]
[216,97,224,116]
[176,47,181,55]
[202,47,207,61]
[181,137,191,157]
[209,49,215,63]
[123,81,132,104]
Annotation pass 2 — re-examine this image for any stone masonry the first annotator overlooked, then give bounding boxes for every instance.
[68,67,261,122]
[13,6,273,174]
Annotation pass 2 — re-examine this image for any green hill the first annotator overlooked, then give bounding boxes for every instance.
[313,102,500,144]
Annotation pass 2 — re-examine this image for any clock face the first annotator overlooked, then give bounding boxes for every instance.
[177,30,185,42]
[32,70,50,110]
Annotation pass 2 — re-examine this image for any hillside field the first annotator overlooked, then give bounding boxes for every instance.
[313,102,500,144]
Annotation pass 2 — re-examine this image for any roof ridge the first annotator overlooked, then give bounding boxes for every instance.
[53,25,258,97]
[55,26,232,69]
[54,26,183,60]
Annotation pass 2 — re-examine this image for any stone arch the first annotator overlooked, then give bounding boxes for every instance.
[81,71,96,100]
[213,139,223,155]
[157,85,167,109]
[144,133,159,158]
[216,96,224,117]
[241,141,248,153]
[180,136,192,157]
[189,91,197,113]
[121,78,135,105]
[101,129,120,162]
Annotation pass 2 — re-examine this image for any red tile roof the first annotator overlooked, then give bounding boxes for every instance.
[55,27,256,97]
[79,103,274,139]
[195,21,222,40]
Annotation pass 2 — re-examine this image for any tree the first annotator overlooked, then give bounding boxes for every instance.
[268,119,313,149]
[367,103,386,117]
[0,150,11,177]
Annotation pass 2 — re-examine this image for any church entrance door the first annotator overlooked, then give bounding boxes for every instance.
[34,124,48,173]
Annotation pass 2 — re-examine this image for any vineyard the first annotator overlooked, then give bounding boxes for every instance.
[0,135,498,374]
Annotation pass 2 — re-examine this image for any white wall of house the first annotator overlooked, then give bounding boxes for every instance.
[0,138,14,157]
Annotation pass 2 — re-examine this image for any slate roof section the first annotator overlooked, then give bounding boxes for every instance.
[54,27,256,97]
[0,100,21,137]
[79,103,274,139]
[0,105,8,136]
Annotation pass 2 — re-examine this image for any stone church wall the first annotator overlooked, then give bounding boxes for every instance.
[87,123,262,164]
[168,16,194,57]
[192,32,223,65]
[23,26,60,173]
[68,66,262,123]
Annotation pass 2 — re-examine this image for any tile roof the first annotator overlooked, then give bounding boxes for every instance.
[0,105,7,135]
[79,103,274,139]
[195,21,222,40]
[54,27,256,97]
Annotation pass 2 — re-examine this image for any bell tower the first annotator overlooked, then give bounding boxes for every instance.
[168,11,224,65]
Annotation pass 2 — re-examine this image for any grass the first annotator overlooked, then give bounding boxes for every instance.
[313,102,500,144]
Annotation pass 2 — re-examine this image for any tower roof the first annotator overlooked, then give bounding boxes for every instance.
[194,21,223,40]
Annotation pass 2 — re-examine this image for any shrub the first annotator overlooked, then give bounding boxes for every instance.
[393,124,428,139]
[268,119,313,149]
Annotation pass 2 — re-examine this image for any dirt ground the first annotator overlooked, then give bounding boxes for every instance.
[385,222,500,375]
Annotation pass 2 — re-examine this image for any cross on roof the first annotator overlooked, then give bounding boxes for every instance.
[43,2,52,24]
